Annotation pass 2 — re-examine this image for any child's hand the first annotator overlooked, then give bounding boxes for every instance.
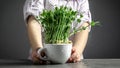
[67,47,82,63]
[31,48,48,64]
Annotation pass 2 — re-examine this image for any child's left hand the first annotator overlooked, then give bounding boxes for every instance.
[67,47,82,63]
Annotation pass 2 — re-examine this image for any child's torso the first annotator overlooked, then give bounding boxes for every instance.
[44,0,83,11]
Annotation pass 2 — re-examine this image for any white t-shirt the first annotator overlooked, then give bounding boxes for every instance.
[23,0,91,30]
[23,0,92,59]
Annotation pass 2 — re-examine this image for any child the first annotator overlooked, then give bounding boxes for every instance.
[23,0,91,64]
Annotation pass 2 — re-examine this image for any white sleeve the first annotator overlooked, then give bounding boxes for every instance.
[79,0,91,23]
[72,0,92,31]
[23,0,44,23]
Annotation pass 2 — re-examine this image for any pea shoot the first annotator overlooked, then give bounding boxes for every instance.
[36,6,98,44]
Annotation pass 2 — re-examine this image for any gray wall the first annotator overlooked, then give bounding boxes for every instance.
[0,0,120,59]
[0,0,30,59]
[84,0,120,58]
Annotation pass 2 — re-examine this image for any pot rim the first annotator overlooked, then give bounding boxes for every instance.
[44,43,72,46]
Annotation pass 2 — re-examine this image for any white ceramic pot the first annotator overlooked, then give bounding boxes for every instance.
[37,44,72,64]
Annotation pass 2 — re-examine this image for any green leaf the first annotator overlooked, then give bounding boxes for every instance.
[91,21,100,27]
[77,18,81,23]
[80,14,83,18]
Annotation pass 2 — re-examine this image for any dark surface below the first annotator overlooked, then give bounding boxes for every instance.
[0,59,120,68]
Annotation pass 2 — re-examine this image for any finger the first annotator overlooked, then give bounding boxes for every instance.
[73,55,81,63]
[32,56,41,63]
[70,48,75,58]
[73,57,80,63]
[67,54,75,63]
[67,57,80,63]
[67,58,72,63]
[71,48,75,54]
[71,53,80,62]
[32,55,51,64]
[69,58,74,63]
[76,58,81,62]
[66,48,75,63]
[31,53,44,64]
[71,52,77,59]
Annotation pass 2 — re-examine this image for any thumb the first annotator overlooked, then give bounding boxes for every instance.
[71,47,76,53]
